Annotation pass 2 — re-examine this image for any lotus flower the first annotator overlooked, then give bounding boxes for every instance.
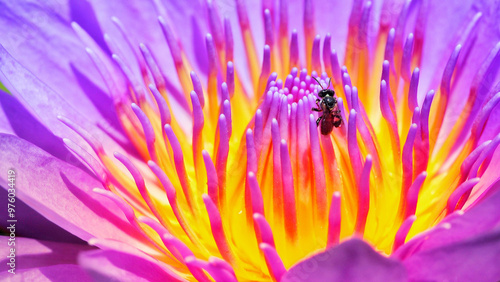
[1,0,500,281]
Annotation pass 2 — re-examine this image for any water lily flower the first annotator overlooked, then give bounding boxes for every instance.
[1,0,500,281]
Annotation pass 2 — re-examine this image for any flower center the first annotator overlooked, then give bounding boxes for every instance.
[61,1,500,280]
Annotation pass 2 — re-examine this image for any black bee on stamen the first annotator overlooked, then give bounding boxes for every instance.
[311,77,342,135]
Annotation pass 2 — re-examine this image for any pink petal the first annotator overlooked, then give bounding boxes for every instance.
[397,181,500,255]
[79,249,182,281]
[477,104,500,145]
[0,265,91,281]
[403,228,500,281]
[466,146,500,206]
[282,238,407,282]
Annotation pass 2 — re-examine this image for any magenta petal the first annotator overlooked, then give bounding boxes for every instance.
[0,265,91,281]
[397,182,500,255]
[282,238,407,282]
[0,237,93,272]
[465,147,500,205]
[478,105,500,145]
[403,228,500,281]
[0,134,151,250]
[79,249,181,281]
[0,237,92,280]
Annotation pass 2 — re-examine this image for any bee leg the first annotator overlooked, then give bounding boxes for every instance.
[316,115,323,127]
[333,114,342,127]
[312,98,323,111]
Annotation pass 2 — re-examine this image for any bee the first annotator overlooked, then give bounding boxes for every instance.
[311,77,342,135]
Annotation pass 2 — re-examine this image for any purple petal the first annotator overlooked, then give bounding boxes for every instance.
[396,181,500,256]
[0,46,134,159]
[219,0,263,79]
[0,187,84,244]
[67,0,110,54]
[0,1,123,133]
[419,0,500,92]
[0,237,93,271]
[159,0,211,73]
[0,90,88,168]
[0,134,151,250]
[477,104,500,145]
[403,228,500,281]
[465,146,500,205]
[418,0,500,139]
[89,0,207,82]
[0,265,91,281]
[306,0,352,60]
[87,0,214,110]
[282,238,407,282]
[0,90,13,135]
[79,248,182,281]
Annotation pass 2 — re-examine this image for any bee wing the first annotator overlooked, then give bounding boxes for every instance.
[331,104,343,128]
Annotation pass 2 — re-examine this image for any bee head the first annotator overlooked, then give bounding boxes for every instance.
[318,89,335,98]
[313,77,335,98]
